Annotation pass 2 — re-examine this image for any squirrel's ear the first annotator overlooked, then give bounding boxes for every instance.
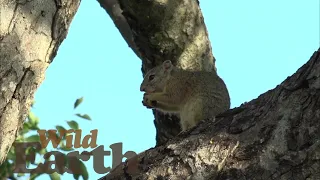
[163,60,172,70]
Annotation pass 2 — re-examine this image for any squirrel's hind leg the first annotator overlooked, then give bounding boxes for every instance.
[179,109,199,131]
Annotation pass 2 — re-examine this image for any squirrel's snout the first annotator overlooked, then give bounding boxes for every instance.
[140,86,145,92]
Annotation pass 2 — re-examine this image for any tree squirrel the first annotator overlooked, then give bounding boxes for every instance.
[140,60,231,132]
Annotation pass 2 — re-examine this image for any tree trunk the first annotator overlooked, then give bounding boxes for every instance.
[98,0,217,146]
[0,0,80,163]
[100,47,320,179]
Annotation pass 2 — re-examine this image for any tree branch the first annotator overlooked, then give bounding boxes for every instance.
[98,0,218,146]
[100,48,320,179]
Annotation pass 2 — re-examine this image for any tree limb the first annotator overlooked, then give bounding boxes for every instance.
[98,0,218,146]
[100,48,320,179]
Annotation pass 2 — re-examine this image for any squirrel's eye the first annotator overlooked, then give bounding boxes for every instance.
[149,75,155,81]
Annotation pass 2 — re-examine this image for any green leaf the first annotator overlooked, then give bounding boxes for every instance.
[17,173,24,177]
[49,172,61,180]
[25,146,37,157]
[58,141,74,152]
[74,97,83,109]
[66,120,79,130]
[39,148,47,155]
[15,135,24,142]
[26,161,31,168]
[28,112,39,125]
[29,124,40,131]
[0,162,8,177]
[72,160,88,180]
[80,160,89,180]
[30,173,43,180]
[56,125,66,132]
[73,174,80,180]
[24,135,40,142]
[59,146,74,152]
[75,113,92,121]
[23,122,31,128]
[22,123,31,134]
[56,125,67,139]
[6,147,15,160]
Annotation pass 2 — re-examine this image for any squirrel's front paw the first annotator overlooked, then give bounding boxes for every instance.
[142,93,157,108]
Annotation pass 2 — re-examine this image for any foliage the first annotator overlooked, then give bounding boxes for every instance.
[0,97,92,180]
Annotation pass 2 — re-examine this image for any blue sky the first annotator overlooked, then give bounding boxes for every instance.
[25,0,319,179]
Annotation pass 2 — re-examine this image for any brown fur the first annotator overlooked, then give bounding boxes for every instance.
[140,60,230,131]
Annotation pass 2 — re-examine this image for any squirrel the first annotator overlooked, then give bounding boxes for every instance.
[140,60,230,132]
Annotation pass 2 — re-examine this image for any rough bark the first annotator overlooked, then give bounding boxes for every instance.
[0,0,80,163]
[98,0,216,146]
[100,48,320,179]
[98,0,320,179]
